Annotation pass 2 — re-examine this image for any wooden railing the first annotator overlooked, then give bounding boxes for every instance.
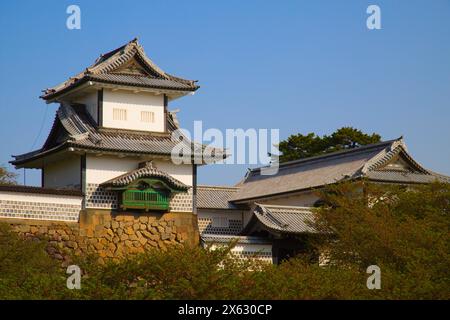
[121,189,169,211]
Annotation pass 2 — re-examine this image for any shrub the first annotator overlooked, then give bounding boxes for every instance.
[0,223,67,299]
[313,181,450,299]
[0,182,448,299]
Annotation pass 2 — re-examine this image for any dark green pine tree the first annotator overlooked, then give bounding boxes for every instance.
[279,127,382,163]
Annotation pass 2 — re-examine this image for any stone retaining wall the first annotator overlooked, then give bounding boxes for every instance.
[2,209,199,264]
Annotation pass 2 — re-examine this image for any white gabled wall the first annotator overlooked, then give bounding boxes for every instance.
[153,160,193,187]
[102,90,165,132]
[44,156,81,189]
[86,155,138,184]
[85,155,193,186]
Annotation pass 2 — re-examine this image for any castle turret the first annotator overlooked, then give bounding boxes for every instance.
[11,39,204,214]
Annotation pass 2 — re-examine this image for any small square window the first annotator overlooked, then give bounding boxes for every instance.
[113,108,127,121]
[141,111,155,123]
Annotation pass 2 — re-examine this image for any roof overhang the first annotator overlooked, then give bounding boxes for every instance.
[44,80,197,104]
[10,144,185,169]
[230,185,327,205]
[100,161,190,192]
[11,144,72,169]
[240,204,320,238]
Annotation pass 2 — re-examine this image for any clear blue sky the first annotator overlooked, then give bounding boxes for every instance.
[0,0,449,186]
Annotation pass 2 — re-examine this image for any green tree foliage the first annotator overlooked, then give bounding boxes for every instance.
[313,181,450,299]
[279,127,382,162]
[0,224,66,299]
[0,182,448,299]
[0,165,17,185]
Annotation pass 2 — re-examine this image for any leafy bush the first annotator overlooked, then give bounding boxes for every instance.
[313,181,450,299]
[0,224,66,299]
[0,182,448,299]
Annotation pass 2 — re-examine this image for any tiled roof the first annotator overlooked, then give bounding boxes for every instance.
[230,138,448,202]
[241,204,318,235]
[201,234,272,245]
[197,185,240,209]
[86,74,196,91]
[0,185,82,197]
[366,171,450,184]
[100,161,189,191]
[11,104,225,167]
[41,38,198,100]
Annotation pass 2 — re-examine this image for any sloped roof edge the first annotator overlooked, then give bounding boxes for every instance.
[41,38,199,100]
[241,203,319,235]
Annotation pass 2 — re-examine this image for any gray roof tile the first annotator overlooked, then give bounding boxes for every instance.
[243,204,318,235]
[101,161,189,191]
[201,234,272,245]
[88,74,195,91]
[367,171,450,184]
[197,185,240,209]
[12,104,225,166]
[230,139,448,202]
[41,39,198,100]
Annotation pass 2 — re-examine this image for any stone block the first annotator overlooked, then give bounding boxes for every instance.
[125,240,133,248]
[129,234,138,241]
[161,233,170,241]
[138,216,148,223]
[141,230,152,238]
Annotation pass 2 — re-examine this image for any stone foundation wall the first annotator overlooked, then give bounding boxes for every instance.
[1,209,199,264]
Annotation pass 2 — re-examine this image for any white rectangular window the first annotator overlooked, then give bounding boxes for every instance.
[113,108,127,121]
[211,216,229,228]
[141,111,155,123]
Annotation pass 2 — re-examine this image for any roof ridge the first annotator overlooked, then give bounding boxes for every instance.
[255,203,288,229]
[257,203,314,210]
[100,162,189,191]
[41,39,198,100]
[360,137,431,175]
[197,185,240,190]
[251,138,400,173]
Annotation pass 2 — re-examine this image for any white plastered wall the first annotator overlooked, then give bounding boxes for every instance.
[44,156,81,189]
[153,160,193,186]
[86,155,138,184]
[102,90,165,132]
[86,155,193,186]
[0,192,82,205]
